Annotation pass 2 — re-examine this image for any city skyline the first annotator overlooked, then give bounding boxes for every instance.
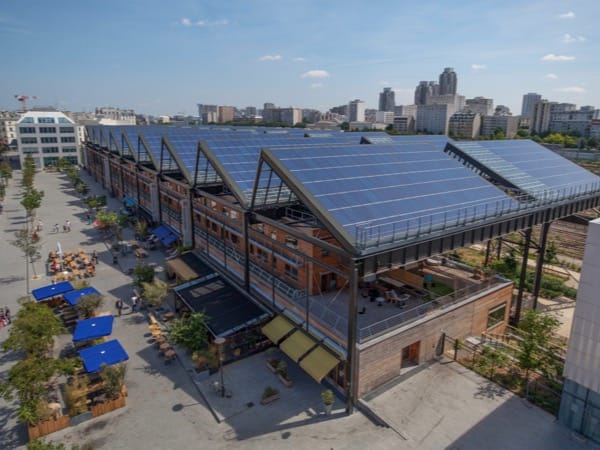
[1,0,598,116]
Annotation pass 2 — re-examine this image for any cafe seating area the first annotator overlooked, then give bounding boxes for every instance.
[47,248,97,282]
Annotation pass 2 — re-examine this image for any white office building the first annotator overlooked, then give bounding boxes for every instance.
[15,110,80,169]
[348,100,365,122]
[559,218,600,444]
[416,104,454,135]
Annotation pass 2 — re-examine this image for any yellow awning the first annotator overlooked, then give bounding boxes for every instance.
[165,258,198,282]
[299,346,340,383]
[261,316,294,344]
[280,330,315,362]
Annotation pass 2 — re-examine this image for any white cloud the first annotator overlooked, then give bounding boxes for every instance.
[554,86,586,93]
[471,64,486,70]
[563,33,587,43]
[541,53,575,62]
[543,73,558,80]
[310,83,323,88]
[558,11,575,19]
[301,70,330,79]
[180,18,228,27]
[293,57,306,62]
[259,54,282,61]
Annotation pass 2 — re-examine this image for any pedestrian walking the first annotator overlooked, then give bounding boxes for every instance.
[131,296,138,312]
[65,220,71,232]
[92,250,98,265]
[115,298,124,316]
[5,306,10,325]
[54,223,60,233]
[37,220,43,232]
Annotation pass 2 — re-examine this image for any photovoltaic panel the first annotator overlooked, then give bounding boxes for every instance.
[265,143,520,247]
[448,140,600,199]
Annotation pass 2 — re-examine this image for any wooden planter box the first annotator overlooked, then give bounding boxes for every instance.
[90,394,126,418]
[278,373,293,387]
[260,392,280,405]
[266,360,279,373]
[28,415,70,440]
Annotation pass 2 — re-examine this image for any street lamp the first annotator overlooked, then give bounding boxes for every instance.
[214,336,226,397]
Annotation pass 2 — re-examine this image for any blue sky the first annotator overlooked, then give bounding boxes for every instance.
[1,0,598,116]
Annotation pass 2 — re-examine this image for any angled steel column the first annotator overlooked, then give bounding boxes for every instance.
[243,212,250,292]
[484,240,491,267]
[532,222,551,310]
[346,261,359,415]
[512,227,532,325]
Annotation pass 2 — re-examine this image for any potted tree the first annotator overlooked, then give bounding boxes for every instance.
[276,360,292,387]
[266,347,279,373]
[260,386,280,405]
[321,389,335,415]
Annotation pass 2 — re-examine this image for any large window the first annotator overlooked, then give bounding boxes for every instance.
[42,147,59,154]
[285,264,298,280]
[39,127,57,134]
[59,127,74,133]
[61,136,75,143]
[41,137,58,143]
[19,127,36,134]
[21,137,37,144]
[38,117,55,123]
[22,147,39,154]
[487,303,507,329]
[62,147,77,153]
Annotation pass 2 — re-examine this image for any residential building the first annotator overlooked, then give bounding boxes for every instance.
[416,103,454,134]
[426,94,465,112]
[465,97,494,116]
[348,100,365,122]
[330,105,348,116]
[392,116,415,133]
[218,106,235,124]
[521,93,542,119]
[94,107,136,125]
[263,107,302,125]
[378,87,395,112]
[244,106,257,117]
[302,109,321,123]
[375,111,394,125]
[394,105,418,120]
[494,105,512,116]
[364,109,377,123]
[0,112,19,148]
[549,104,597,137]
[448,112,481,139]
[15,109,80,168]
[197,104,218,123]
[531,100,553,134]
[590,120,600,139]
[559,217,600,444]
[481,115,520,138]
[439,67,457,95]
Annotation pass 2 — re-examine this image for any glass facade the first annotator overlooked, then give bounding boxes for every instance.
[559,379,600,444]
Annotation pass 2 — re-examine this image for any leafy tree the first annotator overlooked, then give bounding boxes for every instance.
[22,187,44,219]
[135,220,148,239]
[2,300,66,357]
[516,310,561,382]
[99,363,127,399]
[475,346,508,379]
[169,313,209,352]
[133,263,154,286]
[75,294,104,319]
[11,227,42,291]
[0,161,13,184]
[544,240,558,264]
[140,278,168,307]
[95,209,118,236]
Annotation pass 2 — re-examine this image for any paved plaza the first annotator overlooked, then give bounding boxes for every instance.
[0,168,597,449]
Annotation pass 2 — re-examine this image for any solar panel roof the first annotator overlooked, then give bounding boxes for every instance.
[448,140,600,199]
[263,143,520,247]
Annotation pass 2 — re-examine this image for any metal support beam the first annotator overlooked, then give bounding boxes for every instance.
[532,222,551,310]
[346,262,359,415]
[243,212,250,292]
[512,227,532,325]
[484,240,491,267]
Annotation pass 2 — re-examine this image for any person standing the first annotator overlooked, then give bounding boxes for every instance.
[37,220,43,232]
[92,250,98,265]
[54,223,60,233]
[115,298,124,316]
[131,296,138,312]
[65,220,71,232]
[5,306,11,325]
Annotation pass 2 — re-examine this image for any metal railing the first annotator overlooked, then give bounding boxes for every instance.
[358,278,510,343]
[354,182,600,249]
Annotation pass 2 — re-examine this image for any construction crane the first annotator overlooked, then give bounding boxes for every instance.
[14,94,37,111]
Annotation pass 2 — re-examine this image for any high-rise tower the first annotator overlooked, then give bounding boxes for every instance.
[439,67,457,95]
[378,87,395,112]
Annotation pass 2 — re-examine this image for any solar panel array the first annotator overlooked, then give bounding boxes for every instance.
[449,140,600,199]
[265,143,520,244]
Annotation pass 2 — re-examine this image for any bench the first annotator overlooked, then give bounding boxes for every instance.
[148,313,159,326]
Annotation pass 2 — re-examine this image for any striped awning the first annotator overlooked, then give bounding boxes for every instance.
[279,330,316,363]
[261,316,294,344]
[300,346,340,383]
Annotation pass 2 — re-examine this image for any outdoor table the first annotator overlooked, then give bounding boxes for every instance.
[164,349,176,362]
[163,312,175,321]
[151,329,162,336]
[159,343,171,353]
[154,336,166,346]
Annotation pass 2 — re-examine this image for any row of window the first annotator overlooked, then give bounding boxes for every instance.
[21,117,72,125]
[19,126,75,134]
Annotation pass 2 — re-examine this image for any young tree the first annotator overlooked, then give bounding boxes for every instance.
[2,300,66,357]
[475,346,508,379]
[140,278,168,307]
[99,363,127,399]
[516,310,561,382]
[75,293,104,319]
[169,313,209,352]
[11,228,42,291]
